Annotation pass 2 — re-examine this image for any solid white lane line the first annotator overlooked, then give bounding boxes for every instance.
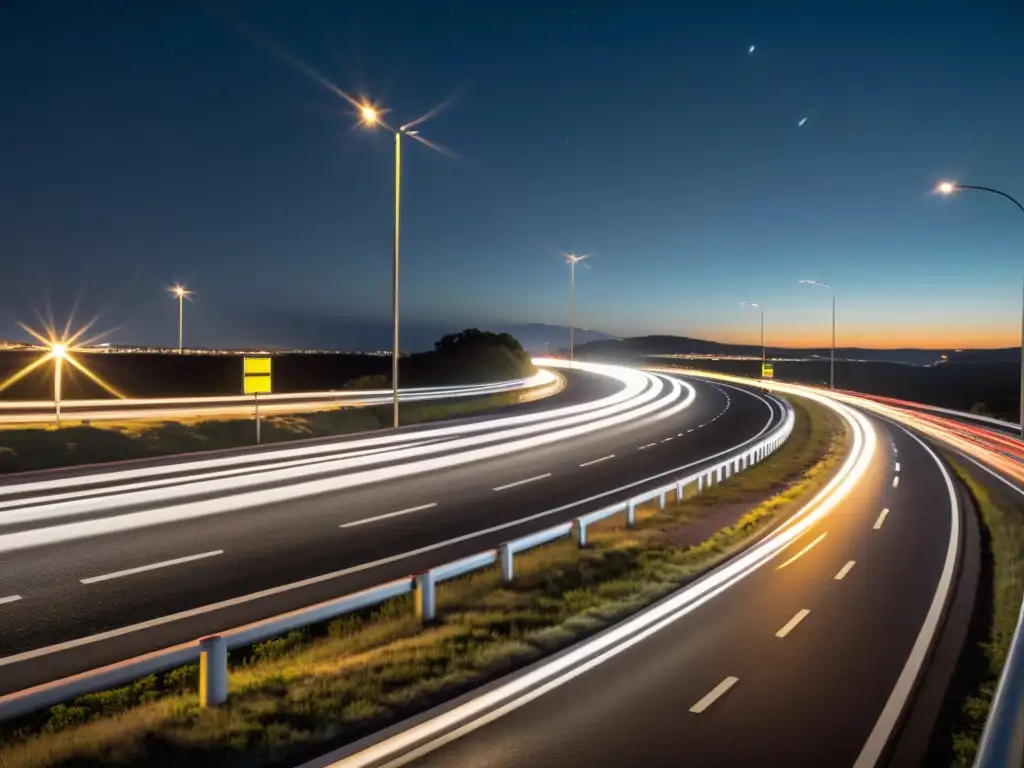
[775,609,811,638]
[638,443,656,450]
[492,474,551,492]
[776,532,827,569]
[340,503,437,529]
[892,476,900,488]
[579,455,614,468]
[853,423,960,768]
[895,462,900,472]
[835,561,856,580]
[873,508,889,530]
[80,550,224,585]
[0,595,22,606]
[690,676,739,713]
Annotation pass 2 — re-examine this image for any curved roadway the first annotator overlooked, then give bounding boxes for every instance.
[347,389,957,768]
[0,362,787,699]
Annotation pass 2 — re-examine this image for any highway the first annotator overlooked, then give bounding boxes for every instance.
[0,370,560,424]
[323,381,966,768]
[0,361,788,698]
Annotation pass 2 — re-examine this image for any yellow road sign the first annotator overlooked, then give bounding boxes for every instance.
[761,362,774,379]
[244,356,272,394]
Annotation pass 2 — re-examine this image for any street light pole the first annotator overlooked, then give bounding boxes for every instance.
[392,130,401,428]
[570,258,575,364]
[51,343,66,428]
[937,181,1024,437]
[171,285,190,354]
[359,104,430,430]
[798,280,836,389]
[566,254,589,365]
[742,302,764,361]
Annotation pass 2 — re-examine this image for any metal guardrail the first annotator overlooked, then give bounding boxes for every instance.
[975,595,1024,767]
[0,402,794,721]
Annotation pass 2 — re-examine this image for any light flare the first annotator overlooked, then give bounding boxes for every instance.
[0,318,125,400]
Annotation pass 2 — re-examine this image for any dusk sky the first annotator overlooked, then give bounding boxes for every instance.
[1,1,1022,351]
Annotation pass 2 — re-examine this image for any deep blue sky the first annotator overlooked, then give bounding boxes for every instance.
[2,0,1022,350]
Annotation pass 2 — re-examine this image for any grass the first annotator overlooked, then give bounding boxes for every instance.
[0,385,554,474]
[0,395,845,768]
[938,461,1024,766]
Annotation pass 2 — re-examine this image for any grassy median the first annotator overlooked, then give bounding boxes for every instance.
[0,395,846,768]
[935,462,1024,766]
[0,384,559,474]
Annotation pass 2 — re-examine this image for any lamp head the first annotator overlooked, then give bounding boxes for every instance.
[51,342,67,360]
[936,180,957,195]
[360,104,379,126]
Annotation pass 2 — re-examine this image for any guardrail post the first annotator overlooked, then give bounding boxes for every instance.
[199,635,228,707]
[697,474,704,494]
[415,571,437,623]
[498,543,514,583]
[659,491,667,510]
[676,479,684,501]
[717,466,724,483]
[626,500,636,528]
[573,517,588,548]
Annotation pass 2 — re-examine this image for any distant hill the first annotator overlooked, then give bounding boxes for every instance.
[573,334,1018,367]
[482,323,618,354]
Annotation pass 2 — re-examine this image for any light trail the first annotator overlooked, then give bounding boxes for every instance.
[0,361,693,552]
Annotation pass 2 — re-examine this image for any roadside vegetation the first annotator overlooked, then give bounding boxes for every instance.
[0,396,845,768]
[936,462,1024,766]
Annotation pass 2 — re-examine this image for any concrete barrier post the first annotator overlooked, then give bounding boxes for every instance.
[199,635,228,707]
[498,543,514,584]
[626,500,636,528]
[415,571,437,623]
[573,518,588,548]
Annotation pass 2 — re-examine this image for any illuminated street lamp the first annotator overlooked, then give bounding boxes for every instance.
[566,254,589,365]
[936,180,1024,437]
[741,301,765,362]
[798,280,836,389]
[358,102,428,428]
[51,342,66,427]
[170,285,192,353]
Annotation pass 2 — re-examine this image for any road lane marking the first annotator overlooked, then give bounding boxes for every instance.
[892,476,900,488]
[690,676,739,713]
[853,422,960,768]
[80,550,224,585]
[835,561,856,580]
[775,609,811,638]
[580,455,614,468]
[0,595,22,606]
[492,474,551,492]
[776,532,827,570]
[661,437,673,443]
[638,443,656,450]
[340,503,437,528]
[874,508,889,530]
[895,462,900,472]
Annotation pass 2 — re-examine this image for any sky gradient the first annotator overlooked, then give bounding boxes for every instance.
[1,1,1022,351]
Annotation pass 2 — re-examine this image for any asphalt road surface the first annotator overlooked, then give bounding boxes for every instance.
[0,365,785,696]
[339,403,961,768]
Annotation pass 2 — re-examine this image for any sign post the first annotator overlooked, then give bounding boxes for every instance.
[243,356,272,444]
[761,362,774,379]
